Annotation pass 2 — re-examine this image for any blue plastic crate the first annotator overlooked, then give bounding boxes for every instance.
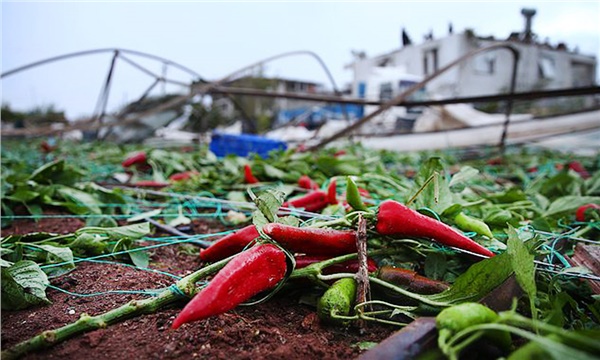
[209,132,287,158]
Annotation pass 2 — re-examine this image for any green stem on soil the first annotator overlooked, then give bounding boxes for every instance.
[368,277,450,308]
[1,256,233,360]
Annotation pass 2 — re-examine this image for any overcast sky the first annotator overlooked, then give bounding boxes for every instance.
[2,1,599,120]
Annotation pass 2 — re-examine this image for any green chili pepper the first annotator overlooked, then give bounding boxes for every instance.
[454,212,494,239]
[436,303,511,354]
[317,277,357,325]
[484,209,513,227]
[346,176,369,211]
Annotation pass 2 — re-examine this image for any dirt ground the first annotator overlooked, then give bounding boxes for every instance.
[1,215,397,359]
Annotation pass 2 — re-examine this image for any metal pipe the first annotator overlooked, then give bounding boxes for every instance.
[1,47,203,80]
[206,85,600,108]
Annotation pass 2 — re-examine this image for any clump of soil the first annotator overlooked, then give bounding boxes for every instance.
[1,217,397,359]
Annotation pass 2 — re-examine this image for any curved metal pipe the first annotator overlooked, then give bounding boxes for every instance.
[1,47,203,80]
[219,50,341,95]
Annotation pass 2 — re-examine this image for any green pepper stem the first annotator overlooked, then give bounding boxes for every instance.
[1,256,234,360]
[448,323,598,358]
[289,248,401,283]
[368,277,450,308]
[498,312,600,352]
[446,331,484,360]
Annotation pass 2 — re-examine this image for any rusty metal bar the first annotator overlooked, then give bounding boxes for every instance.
[93,50,119,124]
[207,85,600,108]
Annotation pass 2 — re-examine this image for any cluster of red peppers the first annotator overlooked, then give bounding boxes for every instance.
[170,175,498,329]
[121,151,201,188]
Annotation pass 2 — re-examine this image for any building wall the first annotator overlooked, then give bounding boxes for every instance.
[348,31,596,100]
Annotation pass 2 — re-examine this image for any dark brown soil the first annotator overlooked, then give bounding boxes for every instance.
[1,215,397,359]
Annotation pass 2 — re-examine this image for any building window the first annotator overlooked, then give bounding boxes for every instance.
[379,82,393,101]
[539,56,556,80]
[357,82,366,99]
[423,48,439,75]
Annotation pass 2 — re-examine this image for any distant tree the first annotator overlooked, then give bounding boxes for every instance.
[1,103,66,128]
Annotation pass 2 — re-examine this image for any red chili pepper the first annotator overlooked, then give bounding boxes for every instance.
[576,203,600,222]
[375,200,495,258]
[40,141,57,153]
[296,143,308,153]
[131,180,170,188]
[358,188,371,198]
[486,157,504,166]
[169,171,199,182]
[199,225,259,262]
[282,190,329,213]
[377,266,449,294]
[172,244,287,328]
[298,175,320,191]
[244,164,259,184]
[334,149,347,157]
[327,180,339,205]
[294,255,378,274]
[568,161,590,179]
[122,151,147,168]
[263,223,357,256]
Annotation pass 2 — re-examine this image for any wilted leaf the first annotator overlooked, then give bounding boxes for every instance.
[1,260,51,310]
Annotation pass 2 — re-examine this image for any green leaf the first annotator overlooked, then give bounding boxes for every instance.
[427,251,513,304]
[29,159,85,185]
[254,188,285,223]
[412,158,453,213]
[488,188,527,204]
[226,191,248,203]
[28,244,75,276]
[128,249,149,268]
[85,216,118,228]
[449,166,479,192]
[1,202,14,228]
[1,232,62,244]
[506,226,537,320]
[77,222,150,240]
[70,233,107,256]
[424,253,447,281]
[5,186,39,202]
[277,216,300,227]
[263,164,287,180]
[1,260,51,310]
[55,185,103,215]
[484,208,513,227]
[1,248,15,267]
[539,171,583,199]
[252,210,270,234]
[543,196,600,218]
[87,183,130,215]
[29,159,65,183]
[24,203,43,218]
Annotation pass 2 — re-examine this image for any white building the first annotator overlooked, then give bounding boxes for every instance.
[346,8,597,102]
